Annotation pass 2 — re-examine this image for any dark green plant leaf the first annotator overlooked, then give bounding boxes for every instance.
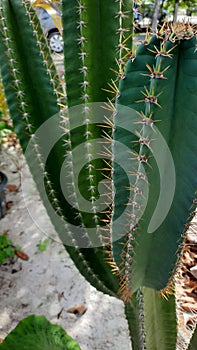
[0,315,81,350]
[36,239,49,252]
[0,234,15,264]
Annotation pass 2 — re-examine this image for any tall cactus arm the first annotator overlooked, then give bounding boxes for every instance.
[62,0,133,106]
[0,0,121,297]
[131,34,197,291]
[0,0,62,149]
[60,0,134,295]
[111,35,161,269]
[0,0,73,221]
[62,0,133,246]
[114,28,197,293]
[124,291,146,350]
[124,287,177,350]
[62,0,119,106]
[125,287,177,350]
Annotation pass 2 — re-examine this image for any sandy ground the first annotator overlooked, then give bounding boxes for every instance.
[0,147,132,350]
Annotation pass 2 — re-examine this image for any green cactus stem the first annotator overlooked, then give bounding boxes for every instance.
[0,0,133,297]
[114,23,197,294]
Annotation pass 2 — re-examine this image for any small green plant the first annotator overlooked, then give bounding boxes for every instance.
[0,315,81,350]
[36,238,49,252]
[0,233,15,264]
[0,118,13,145]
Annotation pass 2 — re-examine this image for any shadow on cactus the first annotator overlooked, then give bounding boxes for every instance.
[0,0,197,349]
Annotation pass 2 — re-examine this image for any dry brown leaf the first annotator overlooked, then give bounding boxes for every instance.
[184,280,197,288]
[178,296,196,304]
[58,291,64,302]
[0,230,9,236]
[182,251,194,266]
[6,201,13,210]
[67,304,87,316]
[189,251,197,259]
[6,184,18,192]
[15,250,29,261]
[0,338,3,344]
[180,302,197,313]
[186,317,197,330]
[186,292,197,301]
[183,286,197,295]
[176,234,197,338]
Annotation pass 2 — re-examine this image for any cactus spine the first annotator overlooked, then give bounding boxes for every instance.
[0,1,197,349]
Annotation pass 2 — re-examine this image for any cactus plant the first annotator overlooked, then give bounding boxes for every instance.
[0,0,197,349]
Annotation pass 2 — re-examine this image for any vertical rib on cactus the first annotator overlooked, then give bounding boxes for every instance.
[143,288,177,349]
[62,0,133,237]
[63,0,133,105]
[60,0,134,296]
[124,290,146,350]
[111,36,160,282]
[117,0,134,77]
[124,287,177,350]
[116,26,197,292]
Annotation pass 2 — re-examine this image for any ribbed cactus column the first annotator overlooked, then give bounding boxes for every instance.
[0,0,133,296]
[114,24,197,294]
[60,0,134,294]
[63,0,133,106]
[62,0,133,242]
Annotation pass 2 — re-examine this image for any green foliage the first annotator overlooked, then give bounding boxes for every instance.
[0,118,13,145]
[0,315,81,350]
[0,233,15,264]
[36,238,49,252]
[0,1,196,349]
